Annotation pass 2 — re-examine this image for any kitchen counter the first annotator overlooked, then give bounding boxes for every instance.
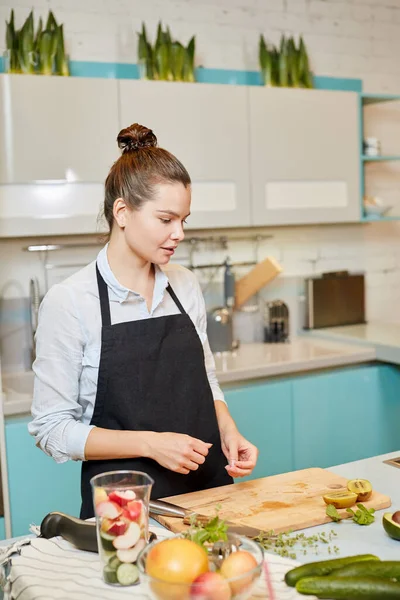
[0,338,377,415]
[215,337,376,384]
[295,449,400,562]
[0,451,399,559]
[305,321,400,365]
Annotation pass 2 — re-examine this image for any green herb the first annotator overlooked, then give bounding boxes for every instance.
[326,504,343,522]
[256,529,339,560]
[182,506,339,559]
[182,511,228,548]
[346,503,375,526]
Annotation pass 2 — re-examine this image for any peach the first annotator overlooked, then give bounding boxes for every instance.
[219,551,258,596]
[190,572,231,600]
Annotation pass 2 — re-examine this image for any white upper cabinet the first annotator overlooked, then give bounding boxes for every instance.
[119,80,251,229]
[0,75,119,183]
[248,87,361,226]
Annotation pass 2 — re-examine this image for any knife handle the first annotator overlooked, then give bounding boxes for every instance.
[40,512,98,553]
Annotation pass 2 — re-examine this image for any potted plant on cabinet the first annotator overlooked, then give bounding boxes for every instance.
[137,21,196,82]
[5,9,69,76]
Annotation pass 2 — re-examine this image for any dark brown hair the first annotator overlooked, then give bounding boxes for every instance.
[103,123,191,233]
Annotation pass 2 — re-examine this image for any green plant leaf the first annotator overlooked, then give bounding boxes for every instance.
[183,35,195,81]
[46,10,58,31]
[259,34,268,70]
[171,41,184,81]
[38,29,56,75]
[155,42,171,81]
[54,24,69,76]
[6,9,20,73]
[155,20,163,53]
[18,12,35,74]
[298,36,313,88]
[34,17,43,53]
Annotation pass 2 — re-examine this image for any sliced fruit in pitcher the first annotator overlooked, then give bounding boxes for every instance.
[322,491,357,509]
[109,490,136,506]
[94,487,109,506]
[100,531,117,552]
[125,500,143,521]
[103,564,118,584]
[113,522,141,550]
[117,539,146,563]
[347,479,373,502]
[107,520,128,536]
[96,501,122,519]
[108,555,122,571]
[116,563,139,586]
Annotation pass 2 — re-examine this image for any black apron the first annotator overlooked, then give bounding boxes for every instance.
[80,265,233,518]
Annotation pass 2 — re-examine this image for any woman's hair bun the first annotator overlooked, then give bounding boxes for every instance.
[117,123,158,153]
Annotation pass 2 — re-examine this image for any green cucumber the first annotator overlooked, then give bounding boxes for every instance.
[116,562,139,586]
[295,575,400,598]
[285,554,380,587]
[335,560,400,579]
[108,555,122,571]
[103,565,118,585]
[100,531,116,552]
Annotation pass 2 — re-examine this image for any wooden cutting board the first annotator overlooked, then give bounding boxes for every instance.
[155,468,391,535]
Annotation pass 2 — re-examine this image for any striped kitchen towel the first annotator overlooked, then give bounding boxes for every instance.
[4,527,316,600]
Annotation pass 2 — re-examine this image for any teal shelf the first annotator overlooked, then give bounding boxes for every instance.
[362,93,400,105]
[362,214,400,222]
[362,155,400,161]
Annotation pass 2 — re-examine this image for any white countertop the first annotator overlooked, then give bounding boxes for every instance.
[305,321,400,365]
[215,337,375,384]
[294,450,400,562]
[1,338,377,415]
[1,450,399,563]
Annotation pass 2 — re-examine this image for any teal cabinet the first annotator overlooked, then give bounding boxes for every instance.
[5,416,81,537]
[292,364,400,470]
[224,363,400,479]
[224,380,293,481]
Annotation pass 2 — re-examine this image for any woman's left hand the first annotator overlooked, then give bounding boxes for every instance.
[220,428,258,478]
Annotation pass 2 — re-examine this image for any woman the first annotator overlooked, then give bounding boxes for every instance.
[29,124,258,519]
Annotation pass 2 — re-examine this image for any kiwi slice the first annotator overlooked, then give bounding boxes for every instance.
[323,491,358,509]
[347,478,373,502]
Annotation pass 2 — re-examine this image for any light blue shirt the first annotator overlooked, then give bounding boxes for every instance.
[29,245,225,463]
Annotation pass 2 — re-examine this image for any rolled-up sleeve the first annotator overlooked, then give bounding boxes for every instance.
[28,284,95,463]
[191,276,226,405]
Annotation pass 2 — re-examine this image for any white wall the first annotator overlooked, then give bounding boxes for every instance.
[3,0,400,92]
[2,0,400,371]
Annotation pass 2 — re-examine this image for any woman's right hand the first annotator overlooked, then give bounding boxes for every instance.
[145,432,212,474]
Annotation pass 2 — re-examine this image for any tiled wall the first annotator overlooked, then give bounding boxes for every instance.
[2,0,400,369]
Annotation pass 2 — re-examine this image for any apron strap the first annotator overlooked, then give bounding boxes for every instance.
[96,263,112,326]
[96,263,187,323]
[166,284,187,314]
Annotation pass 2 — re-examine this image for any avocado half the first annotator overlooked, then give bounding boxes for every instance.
[382,513,400,541]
